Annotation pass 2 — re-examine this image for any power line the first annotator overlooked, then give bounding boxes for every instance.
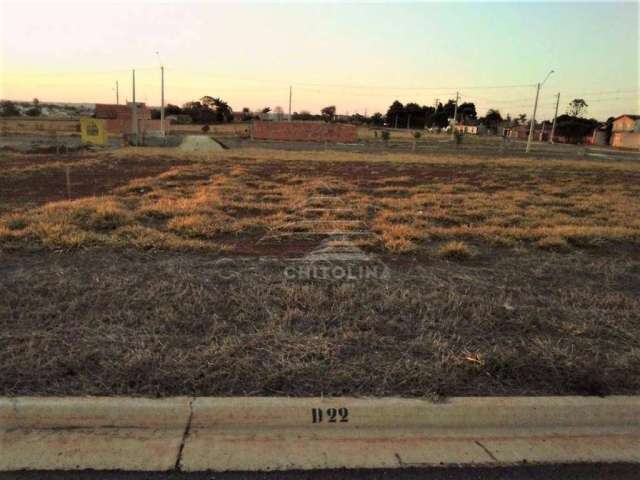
[2,66,159,77]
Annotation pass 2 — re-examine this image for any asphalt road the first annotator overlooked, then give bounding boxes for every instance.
[2,465,640,480]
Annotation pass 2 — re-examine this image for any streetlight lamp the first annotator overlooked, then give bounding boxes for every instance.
[526,69,554,153]
[156,51,165,138]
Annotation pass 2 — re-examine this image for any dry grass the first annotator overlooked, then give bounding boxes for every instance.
[2,247,639,397]
[0,117,79,135]
[437,241,474,259]
[2,147,640,256]
[2,148,640,398]
[536,236,570,251]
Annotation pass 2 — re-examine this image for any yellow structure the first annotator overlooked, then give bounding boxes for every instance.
[80,117,107,145]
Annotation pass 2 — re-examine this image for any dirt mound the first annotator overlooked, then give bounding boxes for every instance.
[178,135,226,151]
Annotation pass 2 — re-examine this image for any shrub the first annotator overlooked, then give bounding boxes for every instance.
[437,241,474,259]
[536,236,570,251]
[0,100,20,117]
[6,216,28,230]
[413,131,422,139]
[25,107,42,117]
[176,114,193,125]
[201,124,210,133]
[381,130,390,141]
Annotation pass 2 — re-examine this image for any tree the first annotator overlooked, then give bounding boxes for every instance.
[482,109,503,132]
[292,110,315,121]
[25,98,42,117]
[165,104,182,115]
[182,101,216,123]
[567,98,588,117]
[198,96,233,122]
[604,116,615,144]
[0,100,20,117]
[385,101,404,128]
[321,105,336,122]
[404,102,423,129]
[457,102,477,122]
[429,101,453,128]
[351,113,367,125]
[516,113,527,126]
[555,114,598,143]
[370,112,384,126]
[261,107,271,114]
[240,107,253,121]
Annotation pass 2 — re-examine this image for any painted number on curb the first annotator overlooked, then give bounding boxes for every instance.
[311,407,349,424]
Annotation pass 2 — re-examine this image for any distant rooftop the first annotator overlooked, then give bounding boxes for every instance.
[614,114,640,121]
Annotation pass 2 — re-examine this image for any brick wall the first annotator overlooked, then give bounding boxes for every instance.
[252,121,358,143]
[105,118,171,135]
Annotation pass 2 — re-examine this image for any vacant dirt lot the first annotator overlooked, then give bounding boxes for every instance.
[1,148,639,397]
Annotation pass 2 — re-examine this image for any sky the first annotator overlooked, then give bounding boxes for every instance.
[1,0,638,121]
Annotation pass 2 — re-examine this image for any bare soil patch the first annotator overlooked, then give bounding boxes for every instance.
[0,154,193,208]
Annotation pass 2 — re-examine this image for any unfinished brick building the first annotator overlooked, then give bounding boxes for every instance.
[94,103,169,136]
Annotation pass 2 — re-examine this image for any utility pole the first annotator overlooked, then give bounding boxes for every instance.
[132,69,138,146]
[288,85,292,122]
[407,113,411,129]
[550,92,560,144]
[116,81,119,105]
[160,65,165,137]
[451,91,459,140]
[526,70,554,153]
[526,84,541,153]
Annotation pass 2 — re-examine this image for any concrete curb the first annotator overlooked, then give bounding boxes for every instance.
[1,396,639,471]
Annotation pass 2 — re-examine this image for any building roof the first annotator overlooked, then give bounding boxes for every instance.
[613,114,640,122]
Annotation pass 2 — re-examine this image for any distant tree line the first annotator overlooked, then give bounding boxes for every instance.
[0,95,615,144]
[1,98,43,117]
[151,96,235,124]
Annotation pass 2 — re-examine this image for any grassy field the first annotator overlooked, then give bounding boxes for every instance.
[2,147,639,253]
[1,147,639,397]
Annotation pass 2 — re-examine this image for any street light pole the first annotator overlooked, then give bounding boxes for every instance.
[550,92,560,144]
[451,91,459,140]
[526,70,554,154]
[526,83,541,153]
[154,52,166,138]
[132,69,138,146]
[160,65,165,137]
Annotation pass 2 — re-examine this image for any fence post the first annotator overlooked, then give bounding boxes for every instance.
[65,165,71,200]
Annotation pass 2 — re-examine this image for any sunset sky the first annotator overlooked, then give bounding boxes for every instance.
[1,0,638,121]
